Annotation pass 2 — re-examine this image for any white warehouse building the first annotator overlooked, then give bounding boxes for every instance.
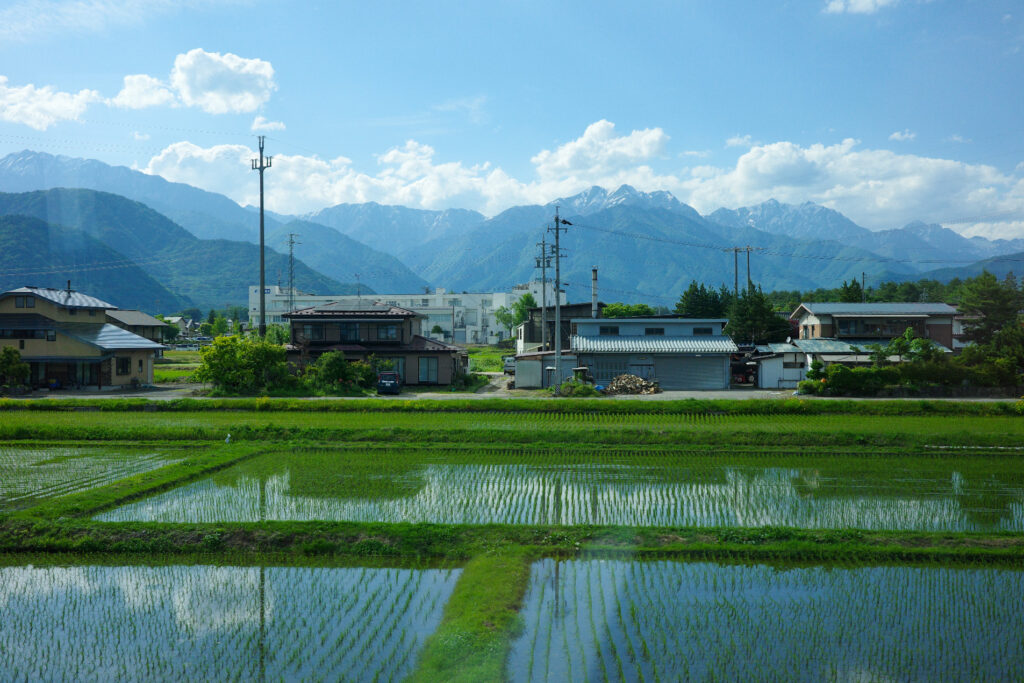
[249,281,564,345]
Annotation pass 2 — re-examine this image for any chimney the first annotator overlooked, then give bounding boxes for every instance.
[66,280,71,293]
[591,267,598,318]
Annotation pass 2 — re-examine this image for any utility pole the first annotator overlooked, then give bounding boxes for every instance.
[287,233,300,314]
[861,271,866,302]
[354,273,361,304]
[725,246,761,294]
[549,207,570,388]
[251,136,272,336]
[536,235,551,351]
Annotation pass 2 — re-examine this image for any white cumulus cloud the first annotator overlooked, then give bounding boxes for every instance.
[531,119,668,182]
[0,75,101,130]
[170,48,275,114]
[109,73,177,109]
[139,122,1024,239]
[251,115,285,131]
[888,129,916,142]
[824,0,898,14]
[725,134,754,148]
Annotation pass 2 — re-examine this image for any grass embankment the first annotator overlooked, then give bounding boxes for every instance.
[2,396,1020,415]
[0,408,1021,448]
[410,554,530,682]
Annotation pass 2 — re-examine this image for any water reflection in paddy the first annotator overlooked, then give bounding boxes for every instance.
[95,450,1024,531]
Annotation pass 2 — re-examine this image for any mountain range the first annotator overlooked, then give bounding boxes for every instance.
[1,150,1021,313]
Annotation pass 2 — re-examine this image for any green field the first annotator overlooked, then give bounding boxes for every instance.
[1,398,1022,680]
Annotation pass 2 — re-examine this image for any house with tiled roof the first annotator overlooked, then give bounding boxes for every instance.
[283,302,467,386]
[790,302,957,349]
[0,285,164,389]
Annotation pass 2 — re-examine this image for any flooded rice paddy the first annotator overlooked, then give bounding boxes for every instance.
[95,449,1024,531]
[0,446,180,511]
[0,563,459,681]
[509,559,1024,682]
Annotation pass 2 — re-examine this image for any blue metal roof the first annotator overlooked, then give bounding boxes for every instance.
[795,302,956,317]
[5,287,116,310]
[571,335,738,354]
[59,323,164,350]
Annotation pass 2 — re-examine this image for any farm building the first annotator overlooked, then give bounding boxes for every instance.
[0,286,163,389]
[570,317,737,390]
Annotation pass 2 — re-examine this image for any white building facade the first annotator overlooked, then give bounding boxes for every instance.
[250,281,562,345]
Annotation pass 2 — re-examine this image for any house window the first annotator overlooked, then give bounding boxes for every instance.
[46,330,55,342]
[14,296,33,308]
[302,324,324,341]
[644,328,665,336]
[88,310,96,316]
[420,299,430,306]
[693,327,713,336]
[377,324,398,341]
[387,357,406,381]
[418,356,438,383]
[68,309,76,315]
[339,323,359,341]
[599,326,619,336]
[116,357,131,375]
[138,359,143,373]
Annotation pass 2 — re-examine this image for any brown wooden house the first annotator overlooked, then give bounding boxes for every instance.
[284,302,467,385]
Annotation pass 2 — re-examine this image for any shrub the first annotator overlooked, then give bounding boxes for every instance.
[193,336,293,394]
[303,352,376,394]
[552,379,602,397]
[805,359,825,381]
[796,379,820,395]
[0,347,30,386]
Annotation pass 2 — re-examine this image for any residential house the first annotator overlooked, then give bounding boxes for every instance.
[106,310,169,345]
[163,316,194,336]
[0,286,164,389]
[283,302,467,386]
[570,317,737,390]
[790,302,957,349]
[253,280,562,344]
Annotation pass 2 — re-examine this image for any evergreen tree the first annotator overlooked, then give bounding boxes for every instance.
[674,281,729,318]
[724,285,792,344]
[839,279,863,303]
[959,270,1022,345]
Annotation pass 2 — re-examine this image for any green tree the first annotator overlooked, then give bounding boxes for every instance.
[302,351,375,394]
[430,324,444,335]
[198,321,214,337]
[264,324,290,345]
[193,336,292,394]
[959,270,1022,345]
[207,309,216,324]
[676,281,731,318]
[0,347,30,386]
[494,306,515,336]
[155,315,179,342]
[511,293,538,325]
[839,279,863,303]
[211,316,230,337]
[602,302,658,318]
[724,285,791,344]
[179,307,202,322]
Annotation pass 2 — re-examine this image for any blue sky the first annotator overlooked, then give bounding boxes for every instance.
[1,0,1022,238]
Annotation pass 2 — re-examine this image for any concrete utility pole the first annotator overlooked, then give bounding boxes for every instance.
[549,207,570,388]
[536,235,551,351]
[287,233,300,314]
[251,136,272,337]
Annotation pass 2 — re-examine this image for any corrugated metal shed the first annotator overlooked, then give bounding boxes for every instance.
[571,335,738,354]
[6,287,116,310]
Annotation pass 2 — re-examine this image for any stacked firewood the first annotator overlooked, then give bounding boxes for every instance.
[604,374,662,395]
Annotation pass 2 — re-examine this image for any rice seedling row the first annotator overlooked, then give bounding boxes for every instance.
[94,449,1024,531]
[0,563,460,682]
[0,447,181,511]
[508,559,1024,682]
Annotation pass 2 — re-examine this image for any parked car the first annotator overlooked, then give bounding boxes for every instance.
[502,355,517,375]
[376,371,402,395]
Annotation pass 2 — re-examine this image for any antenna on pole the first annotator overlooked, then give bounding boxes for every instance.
[287,233,300,314]
[251,135,272,337]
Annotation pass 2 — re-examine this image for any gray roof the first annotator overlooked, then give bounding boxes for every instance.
[106,309,168,327]
[793,302,957,319]
[5,287,116,310]
[571,335,738,354]
[286,302,423,318]
[756,343,798,354]
[60,323,164,350]
[793,338,951,354]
